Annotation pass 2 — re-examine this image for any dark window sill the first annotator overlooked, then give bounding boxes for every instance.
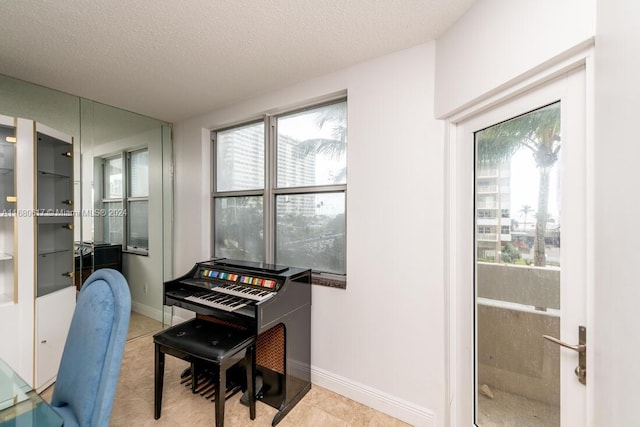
[312,274,346,289]
[124,248,148,256]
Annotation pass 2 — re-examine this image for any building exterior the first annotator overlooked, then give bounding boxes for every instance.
[476,161,511,262]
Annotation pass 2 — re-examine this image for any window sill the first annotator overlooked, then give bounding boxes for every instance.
[124,248,148,256]
[312,273,346,289]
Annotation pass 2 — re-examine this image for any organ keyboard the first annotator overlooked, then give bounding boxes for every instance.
[178,278,276,308]
[163,258,312,426]
[184,291,252,312]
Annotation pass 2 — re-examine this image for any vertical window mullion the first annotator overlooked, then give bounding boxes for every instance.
[264,115,276,264]
[210,133,217,256]
[123,151,129,248]
[101,158,107,200]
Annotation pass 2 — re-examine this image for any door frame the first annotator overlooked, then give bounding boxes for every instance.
[444,44,595,426]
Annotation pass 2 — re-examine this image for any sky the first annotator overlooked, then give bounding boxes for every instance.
[509,145,561,225]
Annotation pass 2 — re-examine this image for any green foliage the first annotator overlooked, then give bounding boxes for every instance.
[476,103,561,167]
[276,212,345,274]
[501,243,521,264]
[294,102,347,183]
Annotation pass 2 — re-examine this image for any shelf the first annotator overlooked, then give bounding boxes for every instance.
[38,211,72,218]
[0,253,13,261]
[38,249,71,257]
[37,282,73,298]
[36,213,74,219]
[38,170,71,179]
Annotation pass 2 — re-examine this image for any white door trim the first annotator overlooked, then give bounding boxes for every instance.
[444,44,595,426]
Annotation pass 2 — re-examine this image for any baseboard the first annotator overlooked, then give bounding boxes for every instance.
[311,365,435,427]
[131,301,163,322]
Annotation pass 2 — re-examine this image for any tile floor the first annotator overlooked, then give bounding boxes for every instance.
[43,312,409,427]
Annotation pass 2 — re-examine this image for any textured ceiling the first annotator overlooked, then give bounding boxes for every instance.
[0,0,474,123]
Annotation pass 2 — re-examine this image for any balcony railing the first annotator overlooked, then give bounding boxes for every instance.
[477,202,498,209]
[477,262,560,408]
[477,233,498,241]
[477,185,498,193]
[477,169,499,177]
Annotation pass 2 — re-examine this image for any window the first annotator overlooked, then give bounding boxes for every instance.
[477,210,495,219]
[212,99,347,287]
[101,148,149,253]
[103,156,124,244]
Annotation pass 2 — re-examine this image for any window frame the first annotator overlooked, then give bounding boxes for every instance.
[101,147,149,255]
[211,97,347,288]
[101,154,124,246]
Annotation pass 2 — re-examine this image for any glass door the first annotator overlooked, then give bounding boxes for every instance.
[475,102,562,425]
[36,126,74,297]
[450,66,589,426]
[0,115,16,305]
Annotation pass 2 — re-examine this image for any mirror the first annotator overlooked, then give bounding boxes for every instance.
[80,99,173,339]
[0,74,173,340]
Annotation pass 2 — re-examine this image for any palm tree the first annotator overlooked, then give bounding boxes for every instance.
[476,102,560,266]
[294,102,347,183]
[519,204,534,232]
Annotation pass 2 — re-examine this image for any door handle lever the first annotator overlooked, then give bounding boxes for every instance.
[543,325,587,385]
[542,335,586,352]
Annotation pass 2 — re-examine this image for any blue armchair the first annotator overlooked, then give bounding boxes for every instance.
[50,268,131,427]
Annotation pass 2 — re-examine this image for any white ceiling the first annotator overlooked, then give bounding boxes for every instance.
[0,1,474,123]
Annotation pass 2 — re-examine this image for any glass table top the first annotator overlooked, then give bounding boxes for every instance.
[0,358,63,426]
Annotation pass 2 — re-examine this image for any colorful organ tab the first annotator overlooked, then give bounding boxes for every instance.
[200,269,238,281]
[239,275,277,289]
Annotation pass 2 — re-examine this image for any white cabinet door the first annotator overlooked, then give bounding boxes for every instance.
[35,285,75,392]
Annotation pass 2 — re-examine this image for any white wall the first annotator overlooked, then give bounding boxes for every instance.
[173,43,445,426]
[435,0,596,118]
[593,1,640,424]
